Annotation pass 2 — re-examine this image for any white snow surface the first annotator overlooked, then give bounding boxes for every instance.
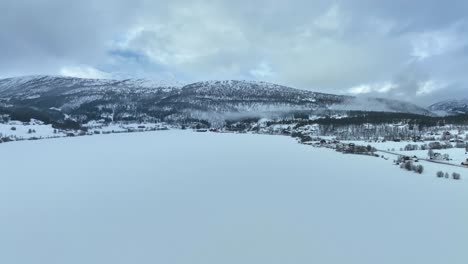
[0,131,467,264]
[0,120,65,139]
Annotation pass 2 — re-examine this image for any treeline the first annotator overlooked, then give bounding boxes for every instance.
[304,111,468,128]
[224,111,468,129]
[2,105,468,132]
[0,106,84,130]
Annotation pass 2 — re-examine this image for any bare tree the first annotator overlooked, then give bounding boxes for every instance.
[428,149,434,159]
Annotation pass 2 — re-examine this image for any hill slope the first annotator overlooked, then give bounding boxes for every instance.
[0,76,432,125]
[429,99,468,115]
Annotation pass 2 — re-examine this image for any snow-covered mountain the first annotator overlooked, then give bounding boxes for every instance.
[0,76,183,103]
[428,99,468,115]
[0,75,431,125]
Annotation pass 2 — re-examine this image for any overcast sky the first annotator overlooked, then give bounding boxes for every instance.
[1,0,468,105]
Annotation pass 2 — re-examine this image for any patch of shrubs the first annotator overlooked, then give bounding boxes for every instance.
[400,161,424,174]
[436,171,461,180]
[0,137,14,143]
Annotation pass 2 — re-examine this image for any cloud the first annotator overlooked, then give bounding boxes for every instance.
[2,0,468,104]
[313,3,345,32]
[60,66,112,79]
[250,62,275,79]
[411,22,468,60]
[416,80,446,96]
[348,82,398,95]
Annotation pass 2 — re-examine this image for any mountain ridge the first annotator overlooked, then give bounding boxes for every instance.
[429,98,468,115]
[0,75,433,126]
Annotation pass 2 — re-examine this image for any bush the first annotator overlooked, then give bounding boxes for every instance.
[436,171,445,178]
[414,165,424,174]
[404,161,413,171]
[404,144,419,151]
[1,137,13,143]
[452,173,461,180]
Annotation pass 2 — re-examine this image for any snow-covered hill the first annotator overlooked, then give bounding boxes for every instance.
[429,99,468,115]
[0,75,432,125]
[0,75,185,103]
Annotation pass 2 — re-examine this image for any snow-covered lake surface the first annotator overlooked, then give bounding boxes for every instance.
[0,131,467,264]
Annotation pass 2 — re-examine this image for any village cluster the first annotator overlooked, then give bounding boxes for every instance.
[284,124,467,180]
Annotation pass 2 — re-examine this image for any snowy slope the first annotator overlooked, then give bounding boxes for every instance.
[0,75,183,103]
[165,80,347,114]
[429,98,468,115]
[0,76,432,125]
[162,80,431,117]
[333,96,433,115]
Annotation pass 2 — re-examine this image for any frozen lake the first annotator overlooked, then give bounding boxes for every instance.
[0,130,467,264]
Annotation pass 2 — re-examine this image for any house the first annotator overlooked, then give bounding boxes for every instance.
[431,153,441,160]
[431,153,450,161]
[429,142,442,149]
[442,131,453,141]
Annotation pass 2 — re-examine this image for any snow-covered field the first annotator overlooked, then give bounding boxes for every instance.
[0,131,467,264]
[0,120,170,141]
[344,140,468,168]
[0,120,66,139]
